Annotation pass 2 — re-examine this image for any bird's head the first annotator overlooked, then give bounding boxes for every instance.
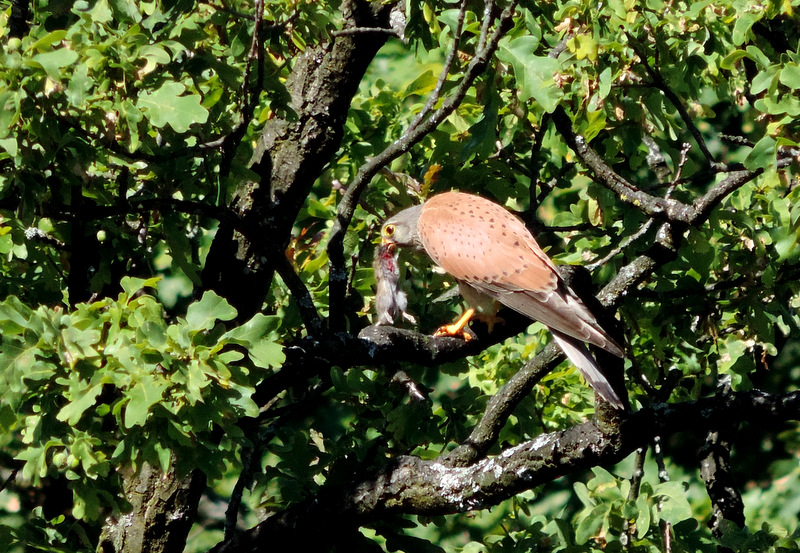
[381,204,424,250]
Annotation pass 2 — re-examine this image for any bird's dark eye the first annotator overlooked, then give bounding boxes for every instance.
[384,224,395,236]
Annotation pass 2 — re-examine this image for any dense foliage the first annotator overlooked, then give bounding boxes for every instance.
[0,0,799,551]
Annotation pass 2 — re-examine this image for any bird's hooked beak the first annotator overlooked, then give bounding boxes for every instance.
[379,238,397,255]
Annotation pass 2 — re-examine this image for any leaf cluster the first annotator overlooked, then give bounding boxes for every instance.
[0,277,282,549]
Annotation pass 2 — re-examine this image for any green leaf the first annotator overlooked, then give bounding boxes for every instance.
[774,230,799,261]
[0,138,18,157]
[568,33,598,61]
[732,11,762,46]
[575,504,606,544]
[573,481,595,508]
[750,66,779,95]
[0,90,21,139]
[28,30,67,51]
[153,441,172,473]
[497,36,562,112]
[163,212,202,286]
[653,481,693,524]
[121,98,143,151]
[124,377,170,428]
[598,66,613,98]
[87,0,114,23]
[249,340,285,369]
[136,81,210,133]
[779,65,800,89]
[185,291,237,331]
[404,70,438,96]
[138,45,171,77]
[720,49,750,70]
[66,63,93,107]
[744,135,776,171]
[224,314,285,368]
[32,48,79,81]
[635,494,651,538]
[224,313,281,344]
[120,276,161,299]
[109,0,142,23]
[57,384,103,426]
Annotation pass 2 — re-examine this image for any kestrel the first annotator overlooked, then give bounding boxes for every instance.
[380,191,626,409]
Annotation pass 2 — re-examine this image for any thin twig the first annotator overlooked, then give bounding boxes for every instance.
[552,106,767,226]
[652,435,673,552]
[0,469,17,494]
[242,0,264,110]
[627,34,721,171]
[666,143,692,197]
[273,248,325,338]
[407,0,469,133]
[331,27,400,37]
[586,217,654,272]
[622,447,647,549]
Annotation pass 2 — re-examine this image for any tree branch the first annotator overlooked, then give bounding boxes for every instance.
[208,390,800,552]
[406,0,469,134]
[627,35,722,170]
[203,0,396,322]
[551,106,765,227]
[699,427,745,541]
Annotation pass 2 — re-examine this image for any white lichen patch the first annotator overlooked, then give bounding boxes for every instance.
[430,462,480,510]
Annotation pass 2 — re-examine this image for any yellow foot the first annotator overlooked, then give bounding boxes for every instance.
[432,308,476,341]
[433,324,475,341]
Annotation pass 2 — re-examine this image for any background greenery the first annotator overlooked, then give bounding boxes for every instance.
[0,0,799,551]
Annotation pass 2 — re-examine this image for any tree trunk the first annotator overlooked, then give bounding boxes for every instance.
[98,3,398,551]
[202,0,396,321]
[97,464,205,553]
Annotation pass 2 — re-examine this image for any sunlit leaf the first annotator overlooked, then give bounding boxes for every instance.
[136,81,209,133]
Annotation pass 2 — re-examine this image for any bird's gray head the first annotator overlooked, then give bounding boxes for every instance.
[381,204,424,250]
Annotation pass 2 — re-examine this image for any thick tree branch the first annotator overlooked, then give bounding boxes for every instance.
[551,107,765,227]
[203,0,395,322]
[208,390,800,552]
[9,0,30,38]
[99,464,206,553]
[699,427,745,540]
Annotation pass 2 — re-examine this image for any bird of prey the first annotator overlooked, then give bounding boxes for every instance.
[380,191,626,409]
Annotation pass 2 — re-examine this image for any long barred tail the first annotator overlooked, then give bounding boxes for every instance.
[551,330,626,410]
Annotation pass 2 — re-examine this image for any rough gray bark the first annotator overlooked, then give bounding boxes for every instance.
[207,390,800,552]
[97,464,205,553]
[202,0,396,322]
[98,3,398,552]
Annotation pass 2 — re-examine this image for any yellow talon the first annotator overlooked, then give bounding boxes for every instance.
[433,308,476,340]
